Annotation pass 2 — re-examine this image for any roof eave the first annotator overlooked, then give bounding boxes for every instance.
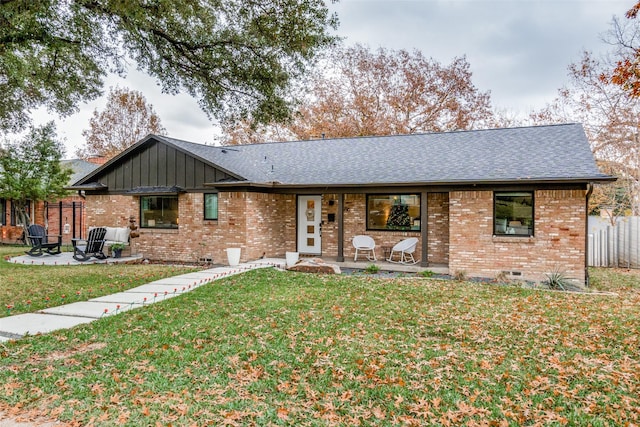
[66,182,108,191]
[205,175,617,190]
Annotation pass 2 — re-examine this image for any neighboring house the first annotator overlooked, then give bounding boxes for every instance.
[70,123,613,284]
[0,159,101,245]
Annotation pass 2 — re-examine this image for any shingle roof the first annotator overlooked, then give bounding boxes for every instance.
[155,123,612,186]
[61,159,101,186]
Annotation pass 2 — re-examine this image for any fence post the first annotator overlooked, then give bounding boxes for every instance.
[628,218,632,269]
[72,201,77,239]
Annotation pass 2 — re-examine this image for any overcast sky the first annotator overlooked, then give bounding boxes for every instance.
[30,0,633,157]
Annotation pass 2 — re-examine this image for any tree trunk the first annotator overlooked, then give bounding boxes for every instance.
[13,203,32,245]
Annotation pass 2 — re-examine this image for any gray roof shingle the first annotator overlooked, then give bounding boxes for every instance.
[156,123,612,186]
[61,159,101,186]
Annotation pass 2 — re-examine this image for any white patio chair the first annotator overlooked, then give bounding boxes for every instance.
[353,235,377,261]
[386,237,419,264]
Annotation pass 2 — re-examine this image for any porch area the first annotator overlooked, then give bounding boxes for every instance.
[7,250,448,276]
[8,251,144,266]
[319,256,448,275]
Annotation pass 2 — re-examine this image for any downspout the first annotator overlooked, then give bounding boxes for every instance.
[420,191,428,267]
[585,183,594,287]
[336,193,344,262]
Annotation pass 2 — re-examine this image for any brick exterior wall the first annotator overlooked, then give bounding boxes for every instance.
[85,191,445,263]
[244,193,297,259]
[0,200,27,243]
[321,194,340,256]
[341,194,420,261]
[84,192,297,264]
[448,189,586,283]
[84,188,587,283]
[427,193,449,265]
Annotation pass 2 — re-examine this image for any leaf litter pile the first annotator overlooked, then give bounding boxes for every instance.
[0,268,638,426]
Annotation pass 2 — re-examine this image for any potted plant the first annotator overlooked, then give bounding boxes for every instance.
[110,243,126,258]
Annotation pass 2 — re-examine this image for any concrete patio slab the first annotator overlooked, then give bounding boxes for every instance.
[8,252,143,266]
[0,313,95,336]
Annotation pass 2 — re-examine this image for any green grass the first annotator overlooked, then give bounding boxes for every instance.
[0,265,639,425]
[0,245,201,317]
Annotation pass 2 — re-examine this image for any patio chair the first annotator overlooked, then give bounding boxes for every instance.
[353,235,377,261]
[25,224,62,256]
[72,227,107,261]
[386,237,419,265]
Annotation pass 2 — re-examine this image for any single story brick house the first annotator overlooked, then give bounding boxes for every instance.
[70,123,613,284]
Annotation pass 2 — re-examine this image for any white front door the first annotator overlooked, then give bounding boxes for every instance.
[297,195,322,254]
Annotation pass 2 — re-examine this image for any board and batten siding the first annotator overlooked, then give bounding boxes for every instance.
[93,140,235,192]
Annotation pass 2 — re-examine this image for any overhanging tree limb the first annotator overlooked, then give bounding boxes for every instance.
[0,0,338,132]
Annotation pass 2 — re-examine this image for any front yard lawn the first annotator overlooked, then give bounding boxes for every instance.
[0,267,638,425]
[0,246,200,317]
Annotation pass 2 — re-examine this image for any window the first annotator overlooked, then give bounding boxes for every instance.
[367,194,421,231]
[10,200,30,226]
[494,192,534,236]
[141,196,179,228]
[204,193,218,220]
[0,199,5,226]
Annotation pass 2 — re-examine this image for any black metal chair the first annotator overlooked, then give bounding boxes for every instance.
[25,224,62,256]
[72,227,107,261]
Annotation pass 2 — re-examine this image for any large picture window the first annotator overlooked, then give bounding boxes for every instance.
[141,196,179,229]
[204,193,218,220]
[367,194,421,231]
[494,192,534,236]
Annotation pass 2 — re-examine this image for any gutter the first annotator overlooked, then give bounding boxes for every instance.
[205,175,617,190]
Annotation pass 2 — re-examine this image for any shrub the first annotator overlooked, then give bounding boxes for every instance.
[418,270,435,278]
[364,264,380,274]
[543,267,581,291]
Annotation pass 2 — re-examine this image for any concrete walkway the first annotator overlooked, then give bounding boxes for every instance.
[1,251,442,343]
[0,257,286,342]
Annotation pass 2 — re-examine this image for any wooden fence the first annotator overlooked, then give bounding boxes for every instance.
[588,216,640,268]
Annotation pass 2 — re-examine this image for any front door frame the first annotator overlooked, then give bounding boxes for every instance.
[297,195,322,255]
